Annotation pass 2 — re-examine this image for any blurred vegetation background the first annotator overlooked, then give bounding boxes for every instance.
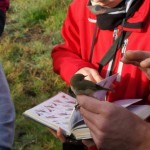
[0,0,72,149]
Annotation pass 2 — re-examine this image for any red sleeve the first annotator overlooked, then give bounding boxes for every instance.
[51,0,95,85]
[0,0,9,13]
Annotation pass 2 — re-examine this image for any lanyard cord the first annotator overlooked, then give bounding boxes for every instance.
[88,26,131,73]
[89,20,131,75]
[98,30,131,74]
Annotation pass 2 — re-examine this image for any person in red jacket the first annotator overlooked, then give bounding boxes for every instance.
[51,0,150,149]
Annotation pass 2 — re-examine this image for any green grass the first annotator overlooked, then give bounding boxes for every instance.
[0,0,72,149]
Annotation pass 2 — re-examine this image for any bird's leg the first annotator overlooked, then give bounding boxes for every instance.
[75,103,80,111]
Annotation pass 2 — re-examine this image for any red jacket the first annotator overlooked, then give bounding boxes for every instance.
[52,0,150,149]
[52,0,150,102]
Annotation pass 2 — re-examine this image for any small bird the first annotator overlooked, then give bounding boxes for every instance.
[70,73,113,97]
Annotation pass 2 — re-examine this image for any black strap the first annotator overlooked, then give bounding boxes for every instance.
[89,24,98,63]
[98,31,131,72]
[124,21,143,29]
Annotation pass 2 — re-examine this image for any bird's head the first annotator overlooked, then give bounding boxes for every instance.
[70,74,87,85]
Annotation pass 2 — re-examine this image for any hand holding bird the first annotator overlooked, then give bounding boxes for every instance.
[70,73,113,97]
[70,73,115,110]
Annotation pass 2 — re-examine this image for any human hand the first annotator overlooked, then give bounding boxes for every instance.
[48,128,66,143]
[77,95,150,150]
[75,67,103,83]
[48,128,82,145]
[121,50,150,79]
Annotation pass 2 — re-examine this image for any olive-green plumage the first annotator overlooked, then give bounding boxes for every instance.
[70,73,112,96]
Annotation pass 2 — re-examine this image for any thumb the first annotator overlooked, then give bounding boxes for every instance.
[91,71,103,83]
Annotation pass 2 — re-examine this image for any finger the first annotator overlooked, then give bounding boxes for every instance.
[77,95,109,113]
[91,72,103,83]
[48,128,58,138]
[140,58,150,68]
[120,55,131,63]
[121,53,140,66]
[80,107,99,126]
[75,68,95,82]
[123,50,150,62]
[139,67,150,79]
[80,107,106,134]
[85,73,96,83]
[90,131,102,149]
[57,128,66,143]
[121,56,140,66]
[48,128,66,143]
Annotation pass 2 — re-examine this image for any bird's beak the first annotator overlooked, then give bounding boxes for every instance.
[84,75,88,78]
